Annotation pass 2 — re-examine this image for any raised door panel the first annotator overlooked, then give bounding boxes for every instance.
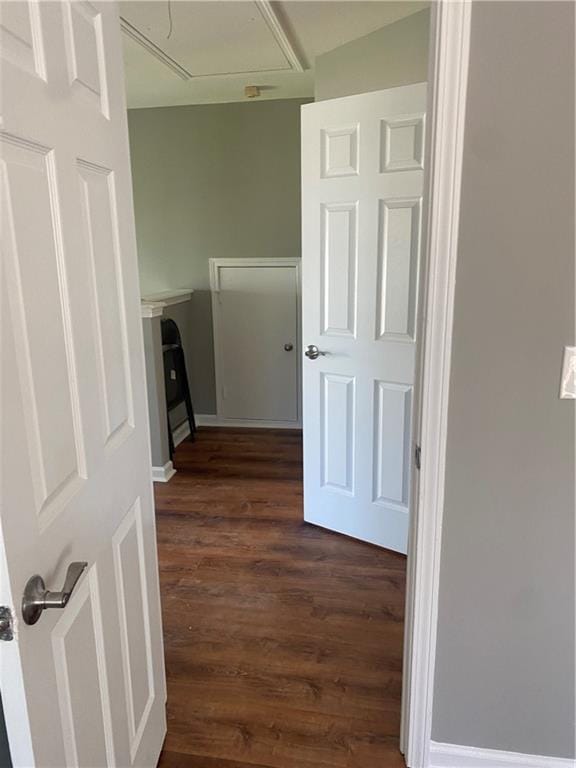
[0,1,45,77]
[63,1,110,117]
[373,381,412,511]
[321,125,359,178]
[376,198,421,343]
[321,373,355,494]
[380,115,425,173]
[321,202,358,337]
[113,500,155,763]
[77,160,133,448]
[52,568,115,767]
[0,134,86,528]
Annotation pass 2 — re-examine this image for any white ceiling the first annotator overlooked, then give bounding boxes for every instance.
[121,1,428,108]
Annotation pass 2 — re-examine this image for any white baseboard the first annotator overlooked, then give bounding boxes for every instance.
[196,413,301,429]
[151,461,176,483]
[429,741,575,768]
[172,421,191,447]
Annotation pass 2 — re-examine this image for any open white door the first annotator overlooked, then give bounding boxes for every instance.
[0,2,166,766]
[301,84,426,553]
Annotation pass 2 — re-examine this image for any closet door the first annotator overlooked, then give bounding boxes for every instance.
[210,258,301,426]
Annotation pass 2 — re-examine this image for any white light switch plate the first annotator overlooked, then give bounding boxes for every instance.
[560,346,576,399]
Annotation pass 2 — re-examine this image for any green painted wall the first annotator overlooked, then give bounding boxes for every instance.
[128,98,310,413]
[315,9,430,101]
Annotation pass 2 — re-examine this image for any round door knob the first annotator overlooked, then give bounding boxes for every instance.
[284,343,293,351]
[305,344,325,360]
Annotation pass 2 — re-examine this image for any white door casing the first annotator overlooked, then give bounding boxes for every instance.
[210,258,301,427]
[0,2,166,767]
[301,84,426,554]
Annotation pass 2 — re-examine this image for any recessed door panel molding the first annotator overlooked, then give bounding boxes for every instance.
[373,381,412,510]
[320,373,355,494]
[1,132,86,526]
[380,114,425,173]
[77,159,134,448]
[320,201,358,337]
[321,125,359,179]
[52,567,115,768]
[0,1,45,77]
[376,197,422,343]
[64,1,109,117]
[113,499,155,763]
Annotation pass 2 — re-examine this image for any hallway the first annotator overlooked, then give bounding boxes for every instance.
[155,428,407,768]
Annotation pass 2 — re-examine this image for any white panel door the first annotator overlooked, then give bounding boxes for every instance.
[210,259,300,425]
[301,84,426,553]
[0,3,166,767]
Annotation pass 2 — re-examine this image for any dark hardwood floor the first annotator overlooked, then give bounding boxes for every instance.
[155,427,407,768]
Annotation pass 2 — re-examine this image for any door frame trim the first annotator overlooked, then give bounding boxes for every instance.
[402,2,473,766]
[209,257,302,427]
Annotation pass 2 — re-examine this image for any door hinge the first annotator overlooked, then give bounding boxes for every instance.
[0,606,14,641]
[414,444,421,471]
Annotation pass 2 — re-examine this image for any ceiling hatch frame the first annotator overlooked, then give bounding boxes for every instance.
[119,0,306,82]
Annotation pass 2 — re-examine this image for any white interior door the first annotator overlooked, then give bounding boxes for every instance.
[0,3,166,766]
[301,84,426,553]
[210,258,300,425]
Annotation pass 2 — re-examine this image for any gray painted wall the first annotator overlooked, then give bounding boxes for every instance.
[128,98,310,414]
[314,9,430,101]
[433,1,575,758]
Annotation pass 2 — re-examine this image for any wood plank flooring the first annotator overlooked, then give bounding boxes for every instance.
[155,427,407,768]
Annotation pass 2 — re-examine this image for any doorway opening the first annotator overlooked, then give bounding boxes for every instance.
[127,3,432,767]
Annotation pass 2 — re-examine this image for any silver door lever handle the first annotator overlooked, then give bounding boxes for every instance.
[305,344,325,360]
[22,561,88,625]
